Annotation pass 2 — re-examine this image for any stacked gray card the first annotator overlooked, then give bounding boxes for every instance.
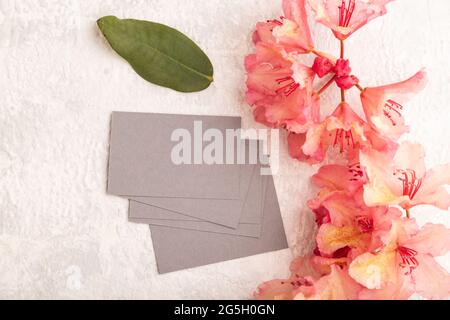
[107,111,288,274]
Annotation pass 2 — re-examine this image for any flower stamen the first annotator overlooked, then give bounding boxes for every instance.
[348,162,364,181]
[333,129,355,153]
[356,216,374,232]
[339,0,356,28]
[275,76,300,96]
[383,99,403,126]
[398,246,419,274]
[394,169,423,200]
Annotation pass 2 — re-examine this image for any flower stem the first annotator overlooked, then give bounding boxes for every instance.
[355,83,364,92]
[406,208,411,219]
[339,40,346,102]
[317,75,336,95]
[340,89,346,102]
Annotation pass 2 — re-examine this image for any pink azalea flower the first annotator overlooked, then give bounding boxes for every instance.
[310,162,366,196]
[287,132,313,162]
[308,0,393,40]
[349,219,450,299]
[254,257,362,300]
[301,102,367,162]
[295,266,362,300]
[245,42,319,131]
[360,70,427,140]
[315,194,401,256]
[360,141,450,210]
[253,0,314,53]
[254,257,318,300]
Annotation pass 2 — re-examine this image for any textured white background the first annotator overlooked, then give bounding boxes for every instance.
[0,0,448,299]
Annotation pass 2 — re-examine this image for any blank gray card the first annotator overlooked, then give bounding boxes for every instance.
[107,112,242,199]
[149,174,288,273]
[128,165,266,237]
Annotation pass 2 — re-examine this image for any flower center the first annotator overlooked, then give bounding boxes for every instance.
[275,76,300,97]
[280,276,313,288]
[267,17,284,28]
[356,216,374,232]
[348,163,364,182]
[394,169,422,200]
[333,128,355,153]
[383,99,403,126]
[398,246,419,274]
[338,0,356,28]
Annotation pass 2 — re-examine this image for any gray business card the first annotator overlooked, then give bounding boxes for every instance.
[149,174,287,273]
[108,112,242,199]
[128,165,265,237]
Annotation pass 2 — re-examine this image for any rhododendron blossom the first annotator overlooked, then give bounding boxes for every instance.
[245,0,449,300]
[254,0,314,53]
[360,70,427,140]
[360,141,450,211]
[308,0,393,40]
[349,219,450,299]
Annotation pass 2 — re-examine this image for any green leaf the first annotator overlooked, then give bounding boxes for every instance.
[97,16,214,92]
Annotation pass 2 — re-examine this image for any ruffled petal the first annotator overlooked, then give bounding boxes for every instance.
[305,266,362,300]
[311,163,365,195]
[317,224,370,255]
[413,164,450,210]
[348,249,398,289]
[308,0,393,40]
[393,142,426,179]
[404,223,450,257]
[360,147,406,207]
[274,0,314,52]
[254,256,317,300]
[358,273,414,300]
[361,70,427,139]
[312,256,348,275]
[412,254,450,300]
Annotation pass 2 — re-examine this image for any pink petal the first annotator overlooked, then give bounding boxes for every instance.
[254,278,300,300]
[317,224,370,255]
[412,254,450,300]
[311,164,365,195]
[413,164,450,210]
[404,223,450,257]
[308,0,393,40]
[308,266,362,300]
[348,250,399,289]
[358,273,414,300]
[320,193,362,227]
[393,142,426,178]
[288,132,311,161]
[278,0,314,52]
[252,21,277,44]
[361,70,427,139]
[360,147,406,207]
